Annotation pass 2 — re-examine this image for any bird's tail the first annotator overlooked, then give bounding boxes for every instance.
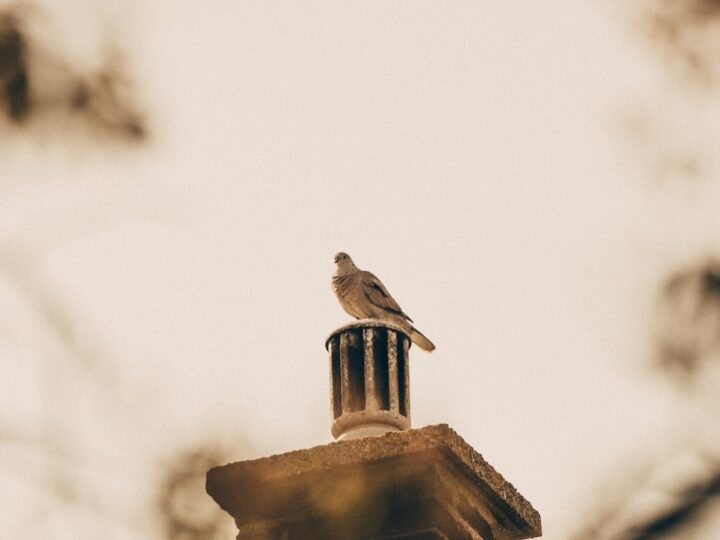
[410,327,435,352]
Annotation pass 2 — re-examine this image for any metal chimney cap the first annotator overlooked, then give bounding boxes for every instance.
[325,319,411,351]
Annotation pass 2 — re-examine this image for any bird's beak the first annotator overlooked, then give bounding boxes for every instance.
[334,257,340,263]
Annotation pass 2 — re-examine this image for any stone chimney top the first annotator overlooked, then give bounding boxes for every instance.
[206,320,543,538]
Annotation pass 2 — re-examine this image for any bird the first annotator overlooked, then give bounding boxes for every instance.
[331,252,435,352]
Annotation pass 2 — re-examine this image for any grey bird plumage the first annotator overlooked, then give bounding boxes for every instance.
[331,252,435,352]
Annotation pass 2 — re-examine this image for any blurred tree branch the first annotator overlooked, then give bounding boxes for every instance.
[655,259,720,384]
[642,0,720,91]
[0,5,146,141]
[627,471,720,539]
[158,445,240,540]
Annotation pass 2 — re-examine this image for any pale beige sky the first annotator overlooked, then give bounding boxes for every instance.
[2,1,720,538]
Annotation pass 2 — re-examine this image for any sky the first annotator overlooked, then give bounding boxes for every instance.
[2,1,720,539]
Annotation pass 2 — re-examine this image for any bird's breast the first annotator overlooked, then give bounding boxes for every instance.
[332,273,367,319]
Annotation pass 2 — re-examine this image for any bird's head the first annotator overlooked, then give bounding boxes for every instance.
[334,252,355,269]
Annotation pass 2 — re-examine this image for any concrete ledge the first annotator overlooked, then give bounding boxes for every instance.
[207,424,541,539]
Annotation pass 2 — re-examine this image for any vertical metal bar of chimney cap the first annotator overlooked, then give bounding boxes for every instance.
[339,331,352,414]
[328,337,335,418]
[363,328,378,411]
[403,335,411,421]
[387,330,399,413]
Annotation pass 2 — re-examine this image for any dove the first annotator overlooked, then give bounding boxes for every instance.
[331,252,436,352]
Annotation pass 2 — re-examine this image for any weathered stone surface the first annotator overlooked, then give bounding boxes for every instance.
[206,424,541,539]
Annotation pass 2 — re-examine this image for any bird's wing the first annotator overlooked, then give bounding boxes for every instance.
[361,271,413,322]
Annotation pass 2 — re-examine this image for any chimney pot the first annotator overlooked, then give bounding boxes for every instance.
[326,320,411,440]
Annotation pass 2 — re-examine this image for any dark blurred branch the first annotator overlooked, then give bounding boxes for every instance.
[69,61,146,140]
[158,445,240,540]
[0,12,29,121]
[571,450,720,540]
[627,471,720,539]
[655,259,720,383]
[642,0,720,91]
[0,6,147,140]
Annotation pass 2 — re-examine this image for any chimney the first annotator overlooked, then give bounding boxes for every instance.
[206,322,542,539]
[327,320,411,440]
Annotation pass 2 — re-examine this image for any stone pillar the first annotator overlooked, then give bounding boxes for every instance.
[326,320,411,440]
[206,425,542,539]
